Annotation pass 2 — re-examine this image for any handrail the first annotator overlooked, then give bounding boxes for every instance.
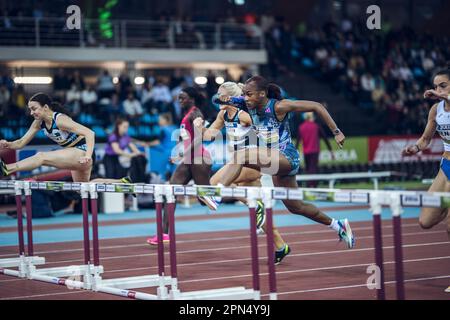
[0,17,264,50]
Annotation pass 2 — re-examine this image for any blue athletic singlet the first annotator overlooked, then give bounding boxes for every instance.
[248,99,300,175]
[41,112,87,151]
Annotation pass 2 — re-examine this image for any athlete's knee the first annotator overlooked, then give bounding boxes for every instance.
[209,176,219,185]
[418,217,435,230]
[34,152,47,164]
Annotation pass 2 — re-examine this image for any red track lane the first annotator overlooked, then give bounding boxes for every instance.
[0,218,449,300]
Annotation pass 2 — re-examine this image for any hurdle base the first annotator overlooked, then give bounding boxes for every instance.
[170,287,258,300]
[95,286,159,300]
[96,274,172,290]
[30,273,86,290]
[0,256,45,268]
[31,264,104,278]
[29,264,104,290]
[0,255,46,278]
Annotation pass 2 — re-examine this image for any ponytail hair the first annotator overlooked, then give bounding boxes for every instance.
[219,81,244,97]
[29,92,72,117]
[267,83,282,100]
[245,75,283,100]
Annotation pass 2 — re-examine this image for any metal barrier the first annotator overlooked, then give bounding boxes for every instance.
[0,17,264,50]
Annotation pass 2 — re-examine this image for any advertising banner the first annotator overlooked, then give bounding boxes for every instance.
[368,135,443,164]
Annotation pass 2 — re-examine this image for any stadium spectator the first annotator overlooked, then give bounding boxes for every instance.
[103,118,147,180]
[296,112,334,187]
[97,70,115,99]
[0,84,10,117]
[66,84,81,117]
[81,85,98,114]
[122,92,143,124]
[53,68,71,100]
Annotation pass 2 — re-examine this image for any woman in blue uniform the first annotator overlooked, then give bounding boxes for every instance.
[195,81,291,264]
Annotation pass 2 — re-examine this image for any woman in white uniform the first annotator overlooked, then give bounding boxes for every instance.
[402,63,450,240]
[0,92,130,185]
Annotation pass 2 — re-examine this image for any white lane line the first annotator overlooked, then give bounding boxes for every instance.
[178,256,450,284]
[30,232,447,267]
[0,222,427,258]
[0,290,88,300]
[263,275,450,297]
[1,239,448,284]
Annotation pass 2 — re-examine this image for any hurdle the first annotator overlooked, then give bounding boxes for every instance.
[89,183,171,300]
[23,182,103,289]
[0,180,45,278]
[161,184,267,300]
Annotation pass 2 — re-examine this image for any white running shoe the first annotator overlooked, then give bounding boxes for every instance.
[198,195,218,211]
[337,218,355,249]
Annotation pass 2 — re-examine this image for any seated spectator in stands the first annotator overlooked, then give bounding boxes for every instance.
[169,69,184,90]
[11,84,27,118]
[0,70,14,93]
[171,80,187,123]
[371,77,386,110]
[0,84,10,117]
[140,82,153,111]
[103,118,147,181]
[53,68,71,100]
[118,71,132,101]
[69,70,85,91]
[360,72,375,92]
[102,93,122,126]
[66,84,81,117]
[148,78,172,113]
[122,92,143,124]
[97,70,115,99]
[81,85,98,114]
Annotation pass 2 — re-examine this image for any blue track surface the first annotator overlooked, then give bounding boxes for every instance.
[0,202,421,246]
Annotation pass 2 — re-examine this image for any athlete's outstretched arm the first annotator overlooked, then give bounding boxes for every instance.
[0,120,41,150]
[57,115,95,163]
[275,99,345,147]
[193,110,225,141]
[402,104,438,156]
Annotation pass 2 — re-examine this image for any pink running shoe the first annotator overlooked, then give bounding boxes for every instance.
[146,234,170,246]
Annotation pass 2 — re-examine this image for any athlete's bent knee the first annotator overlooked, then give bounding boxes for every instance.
[418,217,435,230]
[35,152,47,164]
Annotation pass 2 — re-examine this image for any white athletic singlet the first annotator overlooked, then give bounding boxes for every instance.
[224,109,251,151]
[435,100,450,152]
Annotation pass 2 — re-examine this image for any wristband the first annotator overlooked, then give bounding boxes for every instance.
[333,128,341,136]
[414,144,421,152]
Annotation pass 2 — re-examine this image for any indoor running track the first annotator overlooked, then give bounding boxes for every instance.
[0,201,449,300]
